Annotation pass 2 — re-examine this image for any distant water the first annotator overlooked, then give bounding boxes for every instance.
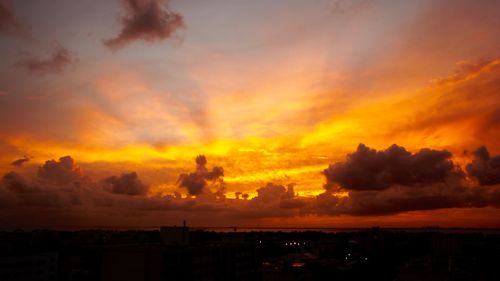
[3,226,500,234]
[194,227,500,234]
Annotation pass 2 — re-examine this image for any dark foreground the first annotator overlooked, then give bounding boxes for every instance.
[1,227,499,281]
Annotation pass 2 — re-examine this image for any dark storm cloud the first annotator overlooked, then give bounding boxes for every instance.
[103,172,149,196]
[17,46,73,74]
[217,182,311,220]
[104,0,184,50]
[37,156,82,185]
[0,1,28,38]
[250,183,307,211]
[1,172,61,207]
[466,146,500,185]
[2,171,37,193]
[1,156,90,209]
[332,185,491,216]
[234,192,249,200]
[1,145,500,227]
[313,144,500,216]
[1,157,156,212]
[0,155,227,226]
[254,182,289,203]
[178,173,205,195]
[178,155,224,196]
[10,156,30,167]
[324,143,459,191]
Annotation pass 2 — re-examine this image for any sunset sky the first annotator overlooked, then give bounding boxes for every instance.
[1,0,500,228]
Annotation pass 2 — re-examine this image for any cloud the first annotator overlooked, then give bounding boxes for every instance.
[10,156,31,167]
[324,143,460,191]
[327,185,492,216]
[314,144,500,216]
[235,183,309,219]
[37,156,82,185]
[235,192,250,200]
[254,182,288,203]
[171,146,496,217]
[0,155,227,226]
[433,59,493,85]
[17,45,73,74]
[103,172,149,195]
[104,0,184,50]
[2,171,37,193]
[0,1,28,38]
[1,171,61,207]
[1,155,92,210]
[401,59,500,150]
[0,148,499,227]
[252,183,305,209]
[178,155,224,196]
[466,146,500,185]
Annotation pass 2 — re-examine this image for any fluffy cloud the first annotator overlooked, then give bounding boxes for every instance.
[17,46,73,74]
[104,0,184,50]
[178,155,224,196]
[103,172,148,196]
[324,144,459,191]
[251,183,306,209]
[254,183,289,203]
[321,185,493,216]
[3,171,36,193]
[222,182,312,219]
[466,146,500,185]
[317,144,500,216]
[1,171,61,207]
[0,146,499,227]
[37,156,82,185]
[1,156,91,210]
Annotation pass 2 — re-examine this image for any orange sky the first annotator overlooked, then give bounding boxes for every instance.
[0,0,500,228]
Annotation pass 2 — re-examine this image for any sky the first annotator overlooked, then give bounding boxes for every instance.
[0,0,500,228]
